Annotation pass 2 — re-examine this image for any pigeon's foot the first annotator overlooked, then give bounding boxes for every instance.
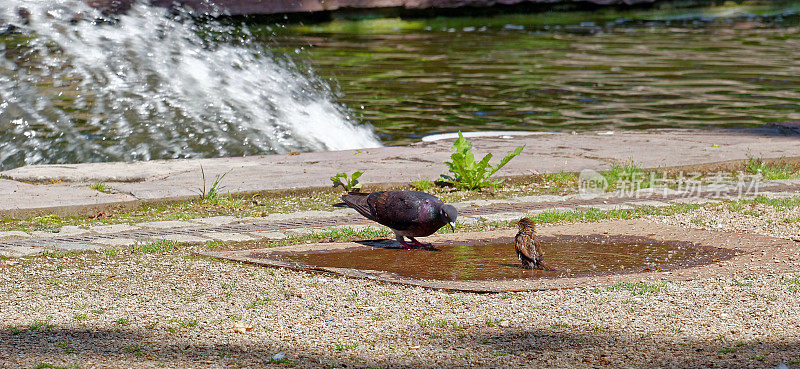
[404,238,435,250]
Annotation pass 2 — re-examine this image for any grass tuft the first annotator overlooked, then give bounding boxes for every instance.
[410,179,434,192]
[603,161,653,190]
[333,342,360,351]
[744,157,799,180]
[34,364,80,369]
[200,166,232,202]
[90,183,110,193]
[129,240,181,253]
[606,282,664,295]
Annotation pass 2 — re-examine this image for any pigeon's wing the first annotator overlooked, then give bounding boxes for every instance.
[341,193,379,222]
[366,191,422,231]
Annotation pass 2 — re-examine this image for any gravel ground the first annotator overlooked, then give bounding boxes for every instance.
[2,207,800,368]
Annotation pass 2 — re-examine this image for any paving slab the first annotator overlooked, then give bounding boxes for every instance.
[188,216,239,226]
[0,231,30,239]
[91,238,138,247]
[200,232,254,242]
[0,127,798,217]
[0,179,137,218]
[159,234,211,243]
[578,203,634,211]
[627,200,671,207]
[248,231,288,239]
[89,224,141,234]
[474,212,528,222]
[136,220,198,229]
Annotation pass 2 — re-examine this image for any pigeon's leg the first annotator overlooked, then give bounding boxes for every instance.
[408,237,434,250]
[395,233,428,250]
[395,233,416,250]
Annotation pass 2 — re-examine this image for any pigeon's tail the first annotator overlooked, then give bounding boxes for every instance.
[340,193,377,221]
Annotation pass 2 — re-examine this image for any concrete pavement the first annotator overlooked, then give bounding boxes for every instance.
[1,126,799,218]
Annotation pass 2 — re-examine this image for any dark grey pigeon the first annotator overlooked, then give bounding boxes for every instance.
[341,190,457,249]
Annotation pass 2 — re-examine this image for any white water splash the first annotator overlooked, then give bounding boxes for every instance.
[0,0,381,170]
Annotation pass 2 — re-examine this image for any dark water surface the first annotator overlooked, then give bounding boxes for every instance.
[263,3,800,144]
[282,235,735,281]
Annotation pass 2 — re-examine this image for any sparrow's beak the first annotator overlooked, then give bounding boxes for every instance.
[449,221,456,232]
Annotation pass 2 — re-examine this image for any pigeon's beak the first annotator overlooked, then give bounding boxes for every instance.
[449,221,456,232]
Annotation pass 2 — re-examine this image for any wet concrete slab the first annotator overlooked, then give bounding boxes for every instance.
[199,219,800,292]
[0,127,798,217]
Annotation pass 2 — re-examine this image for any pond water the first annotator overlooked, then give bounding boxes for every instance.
[280,235,735,281]
[265,2,800,144]
[1,1,799,168]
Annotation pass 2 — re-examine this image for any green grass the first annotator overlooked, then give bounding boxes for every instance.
[34,364,80,369]
[200,166,232,202]
[259,226,392,248]
[243,296,271,309]
[57,341,76,354]
[524,203,702,225]
[744,158,800,180]
[333,342,360,351]
[602,161,652,191]
[7,326,26,334]
[485,319,506,327]
[782,275,800,285]
[410,179,434,192]
[418,319,463,330]
[606,282,665,295]
[169,318,198,328]
[268,357,298,366]
[129,240,181,253]
[28,321,57,331]
[102,248,120,256]
[90,182,110,193]
[124,345,146,357]
[741,195,800,210]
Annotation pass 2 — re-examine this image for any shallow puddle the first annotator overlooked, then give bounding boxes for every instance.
[278,235,735,281]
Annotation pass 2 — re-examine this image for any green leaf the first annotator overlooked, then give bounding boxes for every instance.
[488,145,525,177]
[440,133,525,191]
[330,171,364,192]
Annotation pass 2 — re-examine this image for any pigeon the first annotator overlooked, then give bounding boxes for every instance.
[340,190,457,249]
[514,217,553,270]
